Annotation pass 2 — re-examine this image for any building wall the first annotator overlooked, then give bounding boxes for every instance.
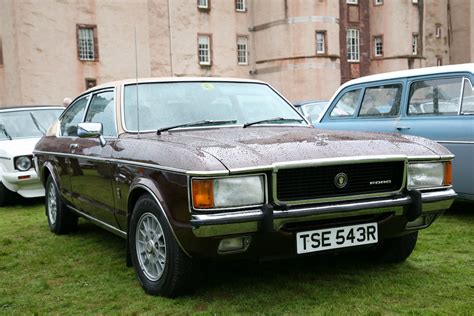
[424,0,450,67]
[0,0,151,106]
[369,0,423,74]
[339,0,370,84]
[450,0,471,64]
[0,0,471,107]
[253,0,341,100]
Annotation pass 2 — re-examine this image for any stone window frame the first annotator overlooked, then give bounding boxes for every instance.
[197,33,212,66]
[197,0,210,12]
[236,0,246,12]
[237,35,249,65]
[347,28,360,62]
[315,30,327,55]
[76,24,99,62]
[412,33,419,55]
[373,35,383,58]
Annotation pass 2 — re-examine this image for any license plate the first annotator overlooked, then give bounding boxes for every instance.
[296,223,378,254]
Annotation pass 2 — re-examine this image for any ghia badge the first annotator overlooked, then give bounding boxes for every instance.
[334,172,348,189]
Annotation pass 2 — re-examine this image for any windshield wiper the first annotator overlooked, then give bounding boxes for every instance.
[157,120,237,135]
[243,117,303,128]
[0,124,12,140]
[30,112,46,135]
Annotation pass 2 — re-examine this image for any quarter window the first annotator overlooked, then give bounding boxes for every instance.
[330,89,361,117]
[237,36,248,65]
[347,29,360,62]
[408,77,463,116]
[84,91,117,137]
[60,96,89,136]
[198,35,211,65]
[77,25,98,61]
[461,78,474,114]
[359,85,402,117]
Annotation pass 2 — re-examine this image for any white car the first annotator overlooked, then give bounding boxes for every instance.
[0,106,64,205]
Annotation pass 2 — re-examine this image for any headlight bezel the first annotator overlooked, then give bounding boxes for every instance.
[407,161,452,190]
[14,155,33,172]
[191,174,267,211]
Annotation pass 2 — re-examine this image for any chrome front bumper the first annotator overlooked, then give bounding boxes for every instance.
[190,189,457,237]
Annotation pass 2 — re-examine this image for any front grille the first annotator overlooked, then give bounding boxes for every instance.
[276,161,405,202]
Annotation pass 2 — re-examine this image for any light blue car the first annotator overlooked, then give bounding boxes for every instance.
[318,64,474,201]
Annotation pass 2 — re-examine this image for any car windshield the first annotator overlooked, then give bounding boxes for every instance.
[300,102,328,121]
[0,108,63,140]
[123,82,306,131]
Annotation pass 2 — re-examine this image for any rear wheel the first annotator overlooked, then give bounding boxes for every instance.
[375,231,418,263]
[45,176,78,234]
[129,194,195,297]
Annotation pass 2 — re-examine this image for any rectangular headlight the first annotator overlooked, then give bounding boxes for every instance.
[192,175,265,209]
[408,162,445,189]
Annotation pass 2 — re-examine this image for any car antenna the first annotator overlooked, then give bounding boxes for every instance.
[134,21,140,139]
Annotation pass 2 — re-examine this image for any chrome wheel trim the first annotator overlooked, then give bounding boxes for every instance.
[136,212,166,282]
[47,182,57,225]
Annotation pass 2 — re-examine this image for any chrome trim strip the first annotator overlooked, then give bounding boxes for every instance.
[33,150,206,175]
[190,189,457,237]
[436,140,474,145]
[0,106,65,113]
[132,184,191,258]
[0,156,11,160]
[67,205,127,238]
[407,155,454,161]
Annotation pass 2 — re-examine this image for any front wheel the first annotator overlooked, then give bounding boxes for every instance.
[45,176,78,234]
[0,181,12,206]
[129,195,195,297]
[374,231,418,263]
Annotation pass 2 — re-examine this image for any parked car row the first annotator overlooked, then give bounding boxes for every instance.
[1,64,471,297]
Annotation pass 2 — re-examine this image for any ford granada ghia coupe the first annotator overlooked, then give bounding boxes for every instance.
[34,78,456,297]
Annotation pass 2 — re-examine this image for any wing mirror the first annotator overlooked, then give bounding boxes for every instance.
[77,122,107,147]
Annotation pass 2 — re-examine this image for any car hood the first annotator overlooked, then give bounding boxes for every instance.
[0,137,40,158]
[135,127,452,172]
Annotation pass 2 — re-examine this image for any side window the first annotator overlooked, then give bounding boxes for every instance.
[60,96,89,136]
[330,89,361,117]
[461,78,474,114]
[84,91,117,137]
[359,84,402,117]
[408,77,463,116]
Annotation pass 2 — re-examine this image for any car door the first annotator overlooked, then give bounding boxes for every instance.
[397,75,474,199]
[56,94,90,204]
[68,89,118,226]
[319,81,403,134]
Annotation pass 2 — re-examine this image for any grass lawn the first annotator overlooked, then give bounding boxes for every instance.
[0,199,473,314]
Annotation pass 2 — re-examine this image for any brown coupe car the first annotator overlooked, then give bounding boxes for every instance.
[34,78,456,297]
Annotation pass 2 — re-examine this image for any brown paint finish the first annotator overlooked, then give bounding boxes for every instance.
[34,78,454,259]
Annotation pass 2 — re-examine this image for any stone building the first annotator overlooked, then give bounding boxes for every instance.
[0,0,471,107]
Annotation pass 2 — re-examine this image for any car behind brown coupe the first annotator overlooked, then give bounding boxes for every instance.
[34,78,456,297]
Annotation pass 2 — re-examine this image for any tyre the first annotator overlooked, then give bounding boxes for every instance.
[0,181,12,206]
[374,231,418,263]
[45,176,78,234]
[129,194,195,297]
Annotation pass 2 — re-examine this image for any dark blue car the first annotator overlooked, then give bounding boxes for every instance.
[318,64,474,201]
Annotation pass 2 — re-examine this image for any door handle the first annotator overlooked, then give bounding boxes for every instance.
[69,143,79,151]
[396,126,411,131]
